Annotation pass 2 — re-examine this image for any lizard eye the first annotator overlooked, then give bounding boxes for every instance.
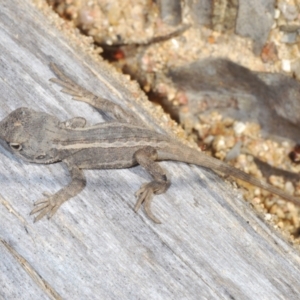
[35,154,46,160]
[9,143,22,151]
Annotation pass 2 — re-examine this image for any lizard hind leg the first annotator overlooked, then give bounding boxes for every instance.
[134,146,170,224]
[49,63,144,126]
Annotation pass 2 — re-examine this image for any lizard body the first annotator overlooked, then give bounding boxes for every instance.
[1,63,299,223]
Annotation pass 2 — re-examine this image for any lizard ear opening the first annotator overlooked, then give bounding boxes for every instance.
[9,143,22,151]
[35,154,46,160]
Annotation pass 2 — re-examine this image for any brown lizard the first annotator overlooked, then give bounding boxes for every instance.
[0,63,299,223]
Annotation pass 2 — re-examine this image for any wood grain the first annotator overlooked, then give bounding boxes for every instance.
[1,1,300,299]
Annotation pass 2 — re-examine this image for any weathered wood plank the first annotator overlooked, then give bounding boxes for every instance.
[1,1,300,299]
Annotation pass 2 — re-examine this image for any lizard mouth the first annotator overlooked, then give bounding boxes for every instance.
[16,153,60,164]
[8,145,60,164]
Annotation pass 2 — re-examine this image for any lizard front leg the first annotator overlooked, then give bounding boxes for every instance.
[60,117,86,129]
[30,161,86,222]
[134,146,170,224]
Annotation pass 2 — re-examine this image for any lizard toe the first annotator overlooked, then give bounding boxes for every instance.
[34,208,50,223]
[134,183,161,224]
[30,194,64,222]
[30,202,49,215]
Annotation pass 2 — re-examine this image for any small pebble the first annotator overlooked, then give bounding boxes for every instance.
[282,59,291,72]
[265,213,272,221]
[281,32,297,44]
[233,121,246,135]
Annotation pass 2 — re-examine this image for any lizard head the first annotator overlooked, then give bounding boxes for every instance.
[0,107,62,163]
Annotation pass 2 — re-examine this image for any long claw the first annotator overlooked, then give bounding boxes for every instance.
[72,96,86,101]
[144,197,161,224]
[134,184,147,212]
[34,209,49,223]
[134,198,143,212]
[49,77,67,86]
[49,63,72,83]
[30,202,49,214]
[134,183,161,223]
[34,193,51,205]
[30,191,64,222]
[42,192,51,197]
[61,88,80,96]
[48,205,60,219]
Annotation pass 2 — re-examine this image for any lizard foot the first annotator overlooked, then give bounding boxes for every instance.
[134,182,169,224]
[30,192,64,222]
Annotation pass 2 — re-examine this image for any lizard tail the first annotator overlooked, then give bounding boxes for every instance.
[157,144,300,206]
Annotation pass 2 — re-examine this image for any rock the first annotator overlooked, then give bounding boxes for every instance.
[235,0,275,55]
[169,58,300,142]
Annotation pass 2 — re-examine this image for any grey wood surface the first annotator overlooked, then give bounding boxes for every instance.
[1,1,300,299]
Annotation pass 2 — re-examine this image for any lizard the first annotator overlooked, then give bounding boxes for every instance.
[1,63,300,224]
